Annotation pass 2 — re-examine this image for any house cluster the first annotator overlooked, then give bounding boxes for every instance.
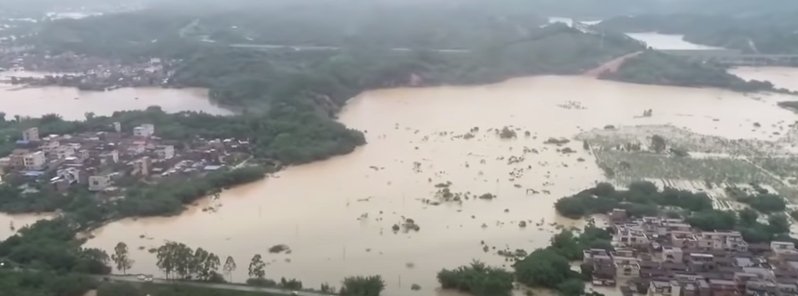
[583,209,798,296]
[1,50,175,91]
[0,123,251,194]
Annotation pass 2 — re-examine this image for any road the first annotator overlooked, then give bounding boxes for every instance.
[101,275,333,296]
[583,51,643,77]
[228,43,470,54]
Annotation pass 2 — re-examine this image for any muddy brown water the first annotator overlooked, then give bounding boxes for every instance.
[77,75,798,295]
[730,67,798,92]
[0,71,231,120]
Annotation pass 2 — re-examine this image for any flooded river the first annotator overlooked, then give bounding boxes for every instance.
[0,71,232,120]
[625,32,722,50]
[730,67,798,92]
[0,213,53,240]
[75,74,798,295]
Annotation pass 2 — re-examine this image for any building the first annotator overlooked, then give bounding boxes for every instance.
[672,231,699,249]
[616,224,650,247]
[611,209,628,224]
[133,124,155,138]
[615,255,641,282]
[113,122,122,133]
[663,246,684,263]
[8,149,29,169]
[771,242,798,257]
[56,167,83,185]
[745,280,777,296]
[698,231,748,252]
[670,275,711,296]
[100,150,119,165]
[88,175,112,191]
[156,145,175,160]
[777,282,798,296]
[708,279,739,296]
[54,145,76,160]
[687,252,715,272]
[650,279,674,296]
[662,221,693,234]
[584,249,617,286]
[132,156,151,176]
[23,151,46,170]
[22,127,39,142]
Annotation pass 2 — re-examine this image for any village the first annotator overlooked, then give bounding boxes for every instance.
[0,122,252,197]
[0,49,176,91]
[584,209,798,296]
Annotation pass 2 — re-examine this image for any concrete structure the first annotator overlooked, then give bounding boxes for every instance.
[113,122,122,133]
[133,124,155,137]
[672,231,699,249]
[55,145,76,160]
[100,150,119,165]
[771,242,797,257]
[611,209,628,224]
[56,167,83,184]
[663,246,684,263]
[22,127,39,142]
[23,151,46,170]
[650,279,674,296]
[708,279,738,296]
[156,145,175,160]
[8,149,29,169]
[615,256,641,282]
[133,156,151,176]
[687,252,715,272]
[88,175,112,191]
[698,231,748,252]
[584,249,617,286]
[616,224,650,247]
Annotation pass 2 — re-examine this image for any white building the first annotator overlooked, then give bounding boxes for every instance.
[23,151,46,170]
[156,145,175,160]
[133,124,155,137]
[22,127,40,142]
[100,150,119,165]
[57,167,82,184]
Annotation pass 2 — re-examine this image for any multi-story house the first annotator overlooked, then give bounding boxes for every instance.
[699,231,748,252]
[23,151,46,170]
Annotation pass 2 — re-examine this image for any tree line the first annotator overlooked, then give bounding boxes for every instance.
[599,51,779,92]
[555,182,794,243]
[437,223,612,296]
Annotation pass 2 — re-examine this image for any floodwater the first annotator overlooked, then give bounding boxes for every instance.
[547,17,602,28]
[0,71,232,120]
[625,32,723,50]
[0,212,53,240]
[81,75,798,295]
[730,67,798,92]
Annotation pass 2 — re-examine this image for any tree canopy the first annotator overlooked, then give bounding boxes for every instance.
[437,261,514,296]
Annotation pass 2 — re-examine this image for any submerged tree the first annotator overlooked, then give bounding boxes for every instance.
[248,254,266,279]
[650,134,666,153]
[223,256,237,282]
[111,242,133,275]
[340,275,385,296]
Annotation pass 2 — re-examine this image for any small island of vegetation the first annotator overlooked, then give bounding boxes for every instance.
[599,51,777,92]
